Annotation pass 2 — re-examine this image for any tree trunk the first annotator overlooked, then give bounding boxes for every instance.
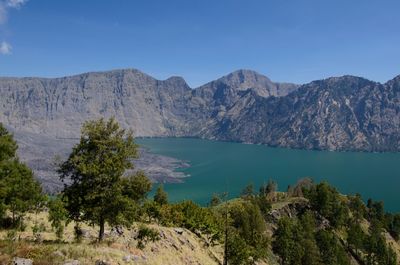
[98,217,105,242]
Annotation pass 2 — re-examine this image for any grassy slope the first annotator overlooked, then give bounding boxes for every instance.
[0,212,224,265]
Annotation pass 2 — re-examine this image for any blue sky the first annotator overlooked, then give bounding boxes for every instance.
[0,0,399,87]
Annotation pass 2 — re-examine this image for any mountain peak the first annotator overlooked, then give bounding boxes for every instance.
[163,76,190,89]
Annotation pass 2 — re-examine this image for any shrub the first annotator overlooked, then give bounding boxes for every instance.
[135,225,160,249]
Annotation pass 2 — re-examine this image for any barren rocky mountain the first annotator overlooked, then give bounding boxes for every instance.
[0,68,399,190]
[203,75,400,152]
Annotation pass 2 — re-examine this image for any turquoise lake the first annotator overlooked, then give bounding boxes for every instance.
[136,138,400,212]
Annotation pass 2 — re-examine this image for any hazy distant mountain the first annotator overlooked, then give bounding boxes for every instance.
[0,68,399,190]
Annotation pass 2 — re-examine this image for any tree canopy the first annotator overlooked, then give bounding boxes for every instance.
[59,118,152,241]
[0,123,43,228]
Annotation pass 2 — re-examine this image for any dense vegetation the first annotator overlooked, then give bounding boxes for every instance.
[0,119,399,265]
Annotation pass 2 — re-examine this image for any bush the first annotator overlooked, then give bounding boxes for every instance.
[135,225,160,249]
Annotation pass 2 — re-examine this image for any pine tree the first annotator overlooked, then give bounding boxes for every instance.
[154,184,168,205]
[59,118,151,241]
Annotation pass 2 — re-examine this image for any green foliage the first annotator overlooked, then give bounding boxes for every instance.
[364,219,397,265]
[348,193,366,221]
[228,200,268,260]
[135,225,160,249]
[209,193,221,207]
[315,229,350,265]
[155,200,223,244]
[241,183,254,199]
[121,171,152,203]
[154,184,168,205]
[272,217,298,265]
[347,221,365,255]
[273,211,351,265]
[48,196,68,240]
[385,213,400,241]
[59,118,150,241]
[0,123,18,162]
[367,199,385,223]
[142,199,161,222]
[259,179,277,196]
[304,182,349,228]
[226,229,252,265]
[0,123,44,229]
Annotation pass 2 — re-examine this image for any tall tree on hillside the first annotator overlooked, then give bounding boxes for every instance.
[0,123,43,227]
[59,118,152,241]
[154,184,168,205]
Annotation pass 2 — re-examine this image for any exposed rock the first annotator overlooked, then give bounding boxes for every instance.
[11,258,33,265]
[267,200,310,224]
[1,69,399,192]
[174,228,184,235]
[52,250,65,258]
[110,225,124,236]
[122,255,131,262]
[64,260,80,265]
[94,260,111,265]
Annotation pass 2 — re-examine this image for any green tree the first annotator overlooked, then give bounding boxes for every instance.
[365,219,397,265]
[305,182,349,228]
[59,118,151,241]
[0,123,43,228]
[241,183,254,199]
[347,221,365,255]
[226,229,252,265]
[154,184,168,205]
[316,230,350,265]
[209,193,222,207]
[0,124,17,162]
[272,217,298,265]
[120,171,152,203]
[387,213,400,241]
[348,193,366,221]
[48,196,68,240]
[298,212,322,265]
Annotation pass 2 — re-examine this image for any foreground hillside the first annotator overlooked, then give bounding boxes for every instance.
[0,212,225,265]
[1,192,399,265]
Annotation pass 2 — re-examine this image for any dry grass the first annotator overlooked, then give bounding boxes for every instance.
[0,212,224,265]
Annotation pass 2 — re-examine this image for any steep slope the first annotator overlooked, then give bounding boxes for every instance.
[204,75,400,151]
[1,69,400,191]
[0,69,193,138]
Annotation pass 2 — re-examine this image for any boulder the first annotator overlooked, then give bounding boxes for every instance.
[110,225,124,236]
[12,258,33,265]
[174,228,184,235]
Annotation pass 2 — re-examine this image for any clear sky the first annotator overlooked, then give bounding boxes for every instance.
[0,0,399,87]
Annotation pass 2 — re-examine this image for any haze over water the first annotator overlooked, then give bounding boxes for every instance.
[137,138,400,212]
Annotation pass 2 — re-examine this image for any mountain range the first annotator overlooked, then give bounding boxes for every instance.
[0,68,399,190]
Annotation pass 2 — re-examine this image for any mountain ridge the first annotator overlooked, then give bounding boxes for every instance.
[1,68,399,190]
[0,68,398,150]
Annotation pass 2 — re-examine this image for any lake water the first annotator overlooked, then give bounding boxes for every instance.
[136,138,400,212]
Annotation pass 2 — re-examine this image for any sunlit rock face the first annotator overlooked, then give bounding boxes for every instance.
[1,69,399,191]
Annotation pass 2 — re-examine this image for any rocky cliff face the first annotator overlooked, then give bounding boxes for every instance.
[0,69,399,189]
[203,75,400,151]
[1,69,399,152]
